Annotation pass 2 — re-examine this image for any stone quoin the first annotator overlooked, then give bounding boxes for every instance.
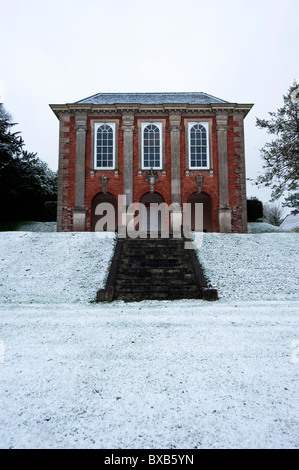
[50,92,253,233]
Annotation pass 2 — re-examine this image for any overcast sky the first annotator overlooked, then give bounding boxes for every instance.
[1,0,298,204]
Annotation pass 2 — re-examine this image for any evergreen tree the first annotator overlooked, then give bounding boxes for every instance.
[0,104,24,165]
[255,81,299,200]
[0,103,57,221]
[247,196,263,222]
[282,192,299,210]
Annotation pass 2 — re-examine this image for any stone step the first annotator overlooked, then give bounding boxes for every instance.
[123,249,185,254]
[113,291,201,301]
[114,284,199,294]
[123,240,185,246]
[119,266,190,274]
[115,278,197,287]
[117,268,194,277]
[123,238,183,244]
[120,251,187,258]
[96,235,215,302]
[121,253,187,260]
[120,256,187,264]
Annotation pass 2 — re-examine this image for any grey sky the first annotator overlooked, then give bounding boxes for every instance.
[1,0,298,203]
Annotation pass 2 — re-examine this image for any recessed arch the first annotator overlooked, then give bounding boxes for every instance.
[91,192,117,231]
[139,192,165,232]
[187,192,212,232]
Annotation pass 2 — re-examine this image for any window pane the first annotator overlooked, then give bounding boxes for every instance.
[189,124,208,168]
[143,124,161,167]
[96,124,114,168]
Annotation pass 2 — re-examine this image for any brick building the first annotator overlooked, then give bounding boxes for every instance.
[50,92,253,233]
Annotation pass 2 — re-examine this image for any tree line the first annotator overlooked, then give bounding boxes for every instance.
[0,103,57,222]
[0,81,298,225]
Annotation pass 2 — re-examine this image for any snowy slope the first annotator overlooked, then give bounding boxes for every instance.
[0,231,298,304]
[280,213,299,230]
[0,232,116,303]
[194,232,299,301]
[0,230,298,449]
[248,222,290,233]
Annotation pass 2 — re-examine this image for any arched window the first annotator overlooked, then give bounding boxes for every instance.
[142,123,162,169]
[95,123,115,169]
[189,123,209,169]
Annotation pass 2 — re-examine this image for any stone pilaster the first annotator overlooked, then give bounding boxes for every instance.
[122,114,135,206]
[73,114,87,231]
[233,113,248,233]
[57,112,70,232]
[216,113,231,233]
[169,114,181,205]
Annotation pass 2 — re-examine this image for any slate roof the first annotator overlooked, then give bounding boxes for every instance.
[75,92,228,105]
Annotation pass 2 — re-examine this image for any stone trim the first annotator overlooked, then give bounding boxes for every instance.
[73,114,87,231]
[74,114,87,208]
[216,113,231,233]
[122,114,135,206]
[169,114,181,205]
[56,113,70,232]
[233,113,248,233]
[50,103,254,118]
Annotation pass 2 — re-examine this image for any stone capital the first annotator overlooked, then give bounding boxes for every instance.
[121,125,135,133]
[122,113,135,128]
[169,125,182,132]
[216,114,228,131]
[216,124,229,132]
[75,113,87,124]
[74,124,87,132]
[169,114,181,127]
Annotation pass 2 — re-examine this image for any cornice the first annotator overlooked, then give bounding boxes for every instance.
[49,102,254,119]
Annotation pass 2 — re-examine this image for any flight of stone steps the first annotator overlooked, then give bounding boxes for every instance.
[97,236,217,302]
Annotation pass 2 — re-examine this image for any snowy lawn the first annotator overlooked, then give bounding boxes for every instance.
[247,222,290,233]
[194,232,298,301]
[0,230,298,449]
[0,232,115,303]
[0,221,57,232]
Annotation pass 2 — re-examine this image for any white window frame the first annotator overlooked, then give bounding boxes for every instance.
[188,121,210,170]
[94,122,116,170]
[141,122,163,170]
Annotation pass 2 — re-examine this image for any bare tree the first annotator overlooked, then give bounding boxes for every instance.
[263,202,284,226]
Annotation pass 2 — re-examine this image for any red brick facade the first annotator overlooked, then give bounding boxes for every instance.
[50,93,253,233]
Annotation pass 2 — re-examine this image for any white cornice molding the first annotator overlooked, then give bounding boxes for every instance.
[49,102,254,119]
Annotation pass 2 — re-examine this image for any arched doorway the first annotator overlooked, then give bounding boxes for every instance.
[139,192,165,233]
[91,192,117,231]
[187,192,212,232]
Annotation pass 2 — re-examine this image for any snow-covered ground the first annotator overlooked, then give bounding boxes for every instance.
[280,213,299,231]
[0,230,298,449]
[194,231,298,301]
[0,232,115,303]
[248,221,290,233]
